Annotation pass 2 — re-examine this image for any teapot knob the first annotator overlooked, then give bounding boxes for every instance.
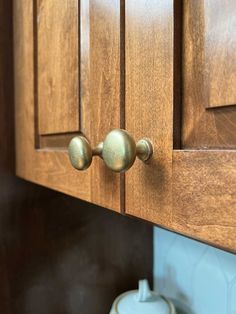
[136,279,152,302]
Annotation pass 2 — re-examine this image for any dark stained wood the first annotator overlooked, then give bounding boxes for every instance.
[37,0,80,135]
[182,0,236,149]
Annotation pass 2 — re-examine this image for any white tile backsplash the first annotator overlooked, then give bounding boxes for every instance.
[154,228,236,314]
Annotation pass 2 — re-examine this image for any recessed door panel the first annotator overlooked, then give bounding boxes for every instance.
[37,0,80,135]
[182,0,236,149]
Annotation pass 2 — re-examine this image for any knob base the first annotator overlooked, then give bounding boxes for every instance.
[136,139,153,162]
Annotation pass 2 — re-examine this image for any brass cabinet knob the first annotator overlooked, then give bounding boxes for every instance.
[68,136,93,170]
[68,129,153,173]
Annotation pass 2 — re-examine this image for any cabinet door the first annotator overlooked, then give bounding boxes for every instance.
[125,0,236,251]
[14,0,123,211]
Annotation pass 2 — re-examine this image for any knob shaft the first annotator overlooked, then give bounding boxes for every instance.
[68,129,153,173]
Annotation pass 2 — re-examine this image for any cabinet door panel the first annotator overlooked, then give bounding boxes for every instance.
[14,0,122,212]
[204,0,236,109]
[37,0,79,135]
[182,0,236,149]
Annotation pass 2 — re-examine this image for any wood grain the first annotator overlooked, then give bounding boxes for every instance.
[182,0,236,149]
[14,0,122,212]
[39,133,80,149]
[204,0,236,108]
[125,0,236,251]
[80,0,122,209]
[172,150,236,250]
[37,0,79,135]
[125,0,174,226]
[14,0,236,250]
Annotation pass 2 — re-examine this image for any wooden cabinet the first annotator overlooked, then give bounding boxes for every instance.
[14,0,122,212]
[14,0,236,251]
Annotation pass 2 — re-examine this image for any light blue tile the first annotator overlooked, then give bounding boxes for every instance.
[215,249,236,283]
[153,227,236,314]
[154,227,177,258]
[229,278,236,314]
[180,235,207,267]
[154,227,177,291]
[193,248,227,314]
[163,236,194,306]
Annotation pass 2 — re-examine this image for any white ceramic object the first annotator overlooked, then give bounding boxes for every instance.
[109,279,176,314]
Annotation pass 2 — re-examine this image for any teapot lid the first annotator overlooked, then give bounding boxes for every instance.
[110,280,175,314]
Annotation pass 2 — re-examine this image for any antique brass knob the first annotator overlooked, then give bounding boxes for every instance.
[68,129,153,173]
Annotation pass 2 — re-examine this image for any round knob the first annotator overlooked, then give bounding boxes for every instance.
[68,136,93,170]
[68,129,153,173]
